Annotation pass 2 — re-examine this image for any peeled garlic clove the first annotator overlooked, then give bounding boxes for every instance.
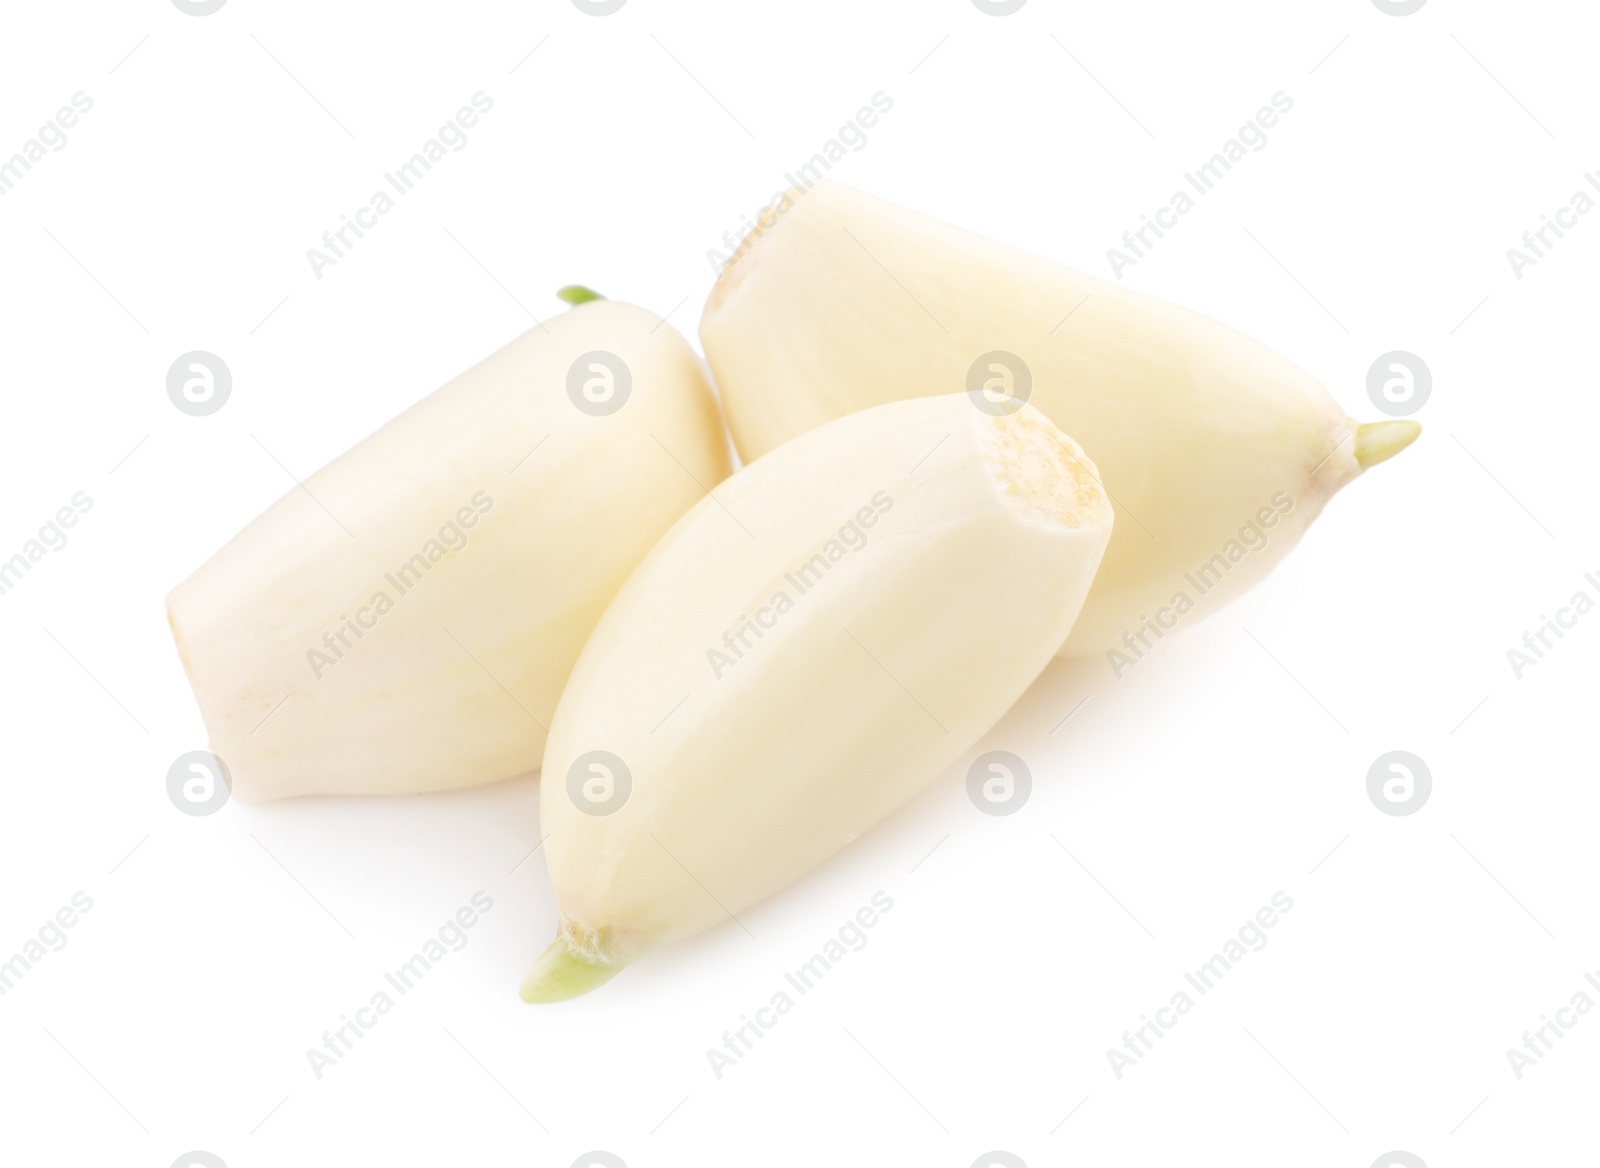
[167,298,730,800]
[525,395,1113,1000]
[699,180,1419,658]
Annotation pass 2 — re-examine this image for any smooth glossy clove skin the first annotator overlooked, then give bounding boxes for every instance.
[168,296,730,800]
[700,180,1420,657]
[525,395,1113,1001]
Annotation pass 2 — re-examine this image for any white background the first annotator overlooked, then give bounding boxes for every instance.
[1,0,1595,1165]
